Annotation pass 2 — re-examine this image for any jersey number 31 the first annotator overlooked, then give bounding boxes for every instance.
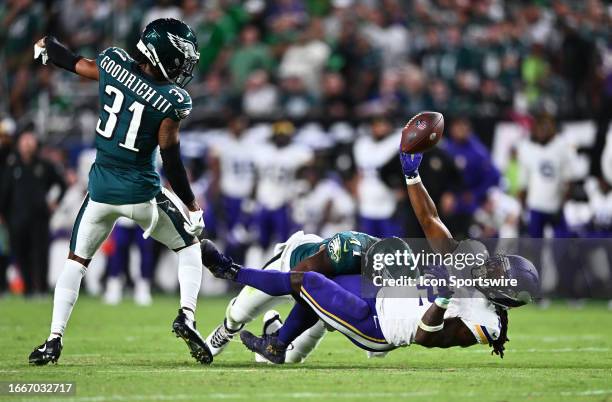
[96,84,144,152]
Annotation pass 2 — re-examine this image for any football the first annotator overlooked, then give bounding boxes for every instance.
[400,111,445,153]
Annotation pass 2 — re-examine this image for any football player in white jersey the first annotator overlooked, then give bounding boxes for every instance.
[252,121,313,251]
[201,146,540,363]
[518,113,577,238]
[518,113,577,299]
[207,115,256,260]
[353,116,402,237]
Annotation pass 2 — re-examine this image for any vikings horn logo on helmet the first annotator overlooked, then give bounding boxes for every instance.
[167,32,199,60]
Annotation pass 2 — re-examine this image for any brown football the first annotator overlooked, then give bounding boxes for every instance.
[400,111,444,153]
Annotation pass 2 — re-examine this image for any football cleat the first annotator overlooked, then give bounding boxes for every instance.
[103,277,123,305]
[29,337,63,365]
[206,319,244,357]
[172,309,213,365]
[255,310,284,363]
[134,280,153,306]
[200,239,241,280]
[262,310,283,335]
[240,330,287,365]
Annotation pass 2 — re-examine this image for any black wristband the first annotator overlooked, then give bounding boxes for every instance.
[160,142,195,206]
[44,36,82,73]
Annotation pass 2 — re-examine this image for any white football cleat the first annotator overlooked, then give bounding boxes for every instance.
[103,277,123,305]
[255,310,283,363]
[206,319,243,357]
[134,280,152,306]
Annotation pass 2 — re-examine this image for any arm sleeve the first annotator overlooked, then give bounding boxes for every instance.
[44,36,82,73]
[160,142,195,206]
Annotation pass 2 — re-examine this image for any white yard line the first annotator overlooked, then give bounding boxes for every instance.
[14,389,612,402]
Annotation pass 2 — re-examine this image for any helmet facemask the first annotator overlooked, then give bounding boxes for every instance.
[171,55,197,88]
[165,31,199,88]
[471,255,533,309]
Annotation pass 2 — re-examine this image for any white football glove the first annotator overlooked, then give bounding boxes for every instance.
[34,40,48,65]
[184,209,205,237]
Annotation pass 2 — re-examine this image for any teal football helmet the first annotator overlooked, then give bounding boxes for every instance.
[136,18,199,88]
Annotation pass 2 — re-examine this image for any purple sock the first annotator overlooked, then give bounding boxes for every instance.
[235,268,293,296]
[278,302,318,345]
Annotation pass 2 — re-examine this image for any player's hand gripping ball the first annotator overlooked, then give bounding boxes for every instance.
[399,152,423,178]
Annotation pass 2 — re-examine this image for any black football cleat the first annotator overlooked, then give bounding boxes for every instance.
[240,330,287,364]
[172,309,213,365]
[200,239,241,280]
[29,337,63,365]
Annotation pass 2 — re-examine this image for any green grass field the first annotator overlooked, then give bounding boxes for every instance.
[0,295,610,402]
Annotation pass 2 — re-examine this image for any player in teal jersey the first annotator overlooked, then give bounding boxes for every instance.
[29,19,214,365]
[203,230,389,363]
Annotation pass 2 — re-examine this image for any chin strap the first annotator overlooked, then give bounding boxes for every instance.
[137,40,171,82]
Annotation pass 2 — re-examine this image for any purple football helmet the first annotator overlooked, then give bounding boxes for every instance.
[471,254,540,309]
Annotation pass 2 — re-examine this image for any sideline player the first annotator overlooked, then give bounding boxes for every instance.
[29,19,213,365]
[201,149,539,363]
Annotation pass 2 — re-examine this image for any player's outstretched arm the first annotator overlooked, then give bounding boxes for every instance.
[400,152,457,254]
[158,118,204,237]
[34,37,99,81]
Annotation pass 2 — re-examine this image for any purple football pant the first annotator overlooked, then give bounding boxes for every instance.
[296,273,393,352]
[107,225,154,280]
[257,205,293,249]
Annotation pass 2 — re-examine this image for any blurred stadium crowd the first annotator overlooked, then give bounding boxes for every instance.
[0,0,611,303]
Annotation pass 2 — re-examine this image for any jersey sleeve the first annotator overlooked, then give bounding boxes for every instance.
[325,232,363,275]
[460,318,500,345]
[96,47,112,69]
[166,87,193,122]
